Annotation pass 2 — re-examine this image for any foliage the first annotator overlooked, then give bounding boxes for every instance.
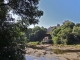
[0,24,28,60]
[52,36,60,44]
[0,0,43,60]
[26,26,46,42]
[51,20,80,45]
[28,42,39,46]
[0,0,43,24]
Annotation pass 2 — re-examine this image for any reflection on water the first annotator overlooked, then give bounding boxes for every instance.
[25,55,59,60]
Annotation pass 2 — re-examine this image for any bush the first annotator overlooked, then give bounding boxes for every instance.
[52,37,61,44]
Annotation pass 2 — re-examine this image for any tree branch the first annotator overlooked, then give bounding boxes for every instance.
[0,3,9,6]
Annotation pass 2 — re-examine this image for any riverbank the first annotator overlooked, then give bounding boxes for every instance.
[25,44,80,60]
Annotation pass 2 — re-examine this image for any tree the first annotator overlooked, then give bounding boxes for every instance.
[60,28,72,44]
[26,26,46,42]
[51,20,80,44]
[72,26,80,44]
[0,0,43,60]
[62,20,75,29]
[0,24,27,60]
[0,0,43,24]
[75,23,80,27]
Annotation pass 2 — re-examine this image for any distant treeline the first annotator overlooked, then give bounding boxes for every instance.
[51,20,80,44]
[26,20,80,45]
[26,26,46,42]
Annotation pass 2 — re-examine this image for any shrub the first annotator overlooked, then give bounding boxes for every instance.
[52,37,61,44]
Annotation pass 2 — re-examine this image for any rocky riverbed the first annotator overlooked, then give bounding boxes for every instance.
[25,44,80,60]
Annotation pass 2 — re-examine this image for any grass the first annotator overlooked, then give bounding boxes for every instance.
[53,44,80,47]
[52,44,80,54]
[53,49,80,54]
[27,41,39,46]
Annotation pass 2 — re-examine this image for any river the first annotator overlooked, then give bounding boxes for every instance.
[25,44,80,60]
[25,54,60,60]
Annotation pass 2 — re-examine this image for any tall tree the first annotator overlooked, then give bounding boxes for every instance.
[51,20,78,44]
[0,0,43,60]
[26,26,46,42]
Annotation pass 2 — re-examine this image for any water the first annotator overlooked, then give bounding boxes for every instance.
[25,55,60,60]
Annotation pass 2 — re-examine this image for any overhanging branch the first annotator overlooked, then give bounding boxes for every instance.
[0,3,9,6]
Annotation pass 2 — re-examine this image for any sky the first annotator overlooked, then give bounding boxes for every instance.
[29,0,80,28]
